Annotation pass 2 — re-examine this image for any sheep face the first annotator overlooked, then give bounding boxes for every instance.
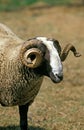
[20,37,63,83]
[36,37,63,83]
[20,37,81,83]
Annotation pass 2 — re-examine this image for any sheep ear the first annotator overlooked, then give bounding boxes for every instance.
[60,44,81,62]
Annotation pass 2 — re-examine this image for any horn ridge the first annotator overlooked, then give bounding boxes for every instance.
[60,43,81,62]
[20,39,43,68]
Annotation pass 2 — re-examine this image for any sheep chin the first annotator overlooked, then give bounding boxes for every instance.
[49,72,63,83]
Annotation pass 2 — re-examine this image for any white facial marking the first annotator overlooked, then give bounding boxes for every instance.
[36,37,63,76]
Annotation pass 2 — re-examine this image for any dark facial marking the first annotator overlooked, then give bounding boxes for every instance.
[47,38,61,55]
[53,40,61,55]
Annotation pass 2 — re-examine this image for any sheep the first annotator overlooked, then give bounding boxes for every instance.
[0,23,81,130]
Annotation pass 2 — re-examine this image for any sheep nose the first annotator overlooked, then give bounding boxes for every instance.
[56,74,63,81]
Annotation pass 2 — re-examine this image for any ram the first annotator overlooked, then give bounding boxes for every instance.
[0,23,81,130]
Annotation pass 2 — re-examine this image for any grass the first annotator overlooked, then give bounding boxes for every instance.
[0,0,37,11]
[0,0,83,11]
[0,5,84,130]
[44,0,71,5]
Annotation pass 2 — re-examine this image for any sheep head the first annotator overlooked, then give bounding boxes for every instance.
[20,38,81,68]
[60,43,81,62]
[20,39,43,68]
[20,37,81,83]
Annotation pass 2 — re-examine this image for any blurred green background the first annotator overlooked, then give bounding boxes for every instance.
[0,0,84,11]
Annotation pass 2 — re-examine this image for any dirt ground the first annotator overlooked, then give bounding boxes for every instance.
[0,5,84,130]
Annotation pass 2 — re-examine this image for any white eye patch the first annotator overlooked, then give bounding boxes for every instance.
[36,37,63,75]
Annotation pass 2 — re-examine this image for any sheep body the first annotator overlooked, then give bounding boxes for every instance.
[0,23,81,130]
[0,23,43,106]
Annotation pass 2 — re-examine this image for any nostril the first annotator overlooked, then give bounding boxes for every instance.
[56,74,63,80]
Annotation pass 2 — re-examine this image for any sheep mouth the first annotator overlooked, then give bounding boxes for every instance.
[49,72,63,83]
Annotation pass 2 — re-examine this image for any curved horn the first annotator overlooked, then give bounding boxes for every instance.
[20,39,43,68]
[60,44,81,62]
